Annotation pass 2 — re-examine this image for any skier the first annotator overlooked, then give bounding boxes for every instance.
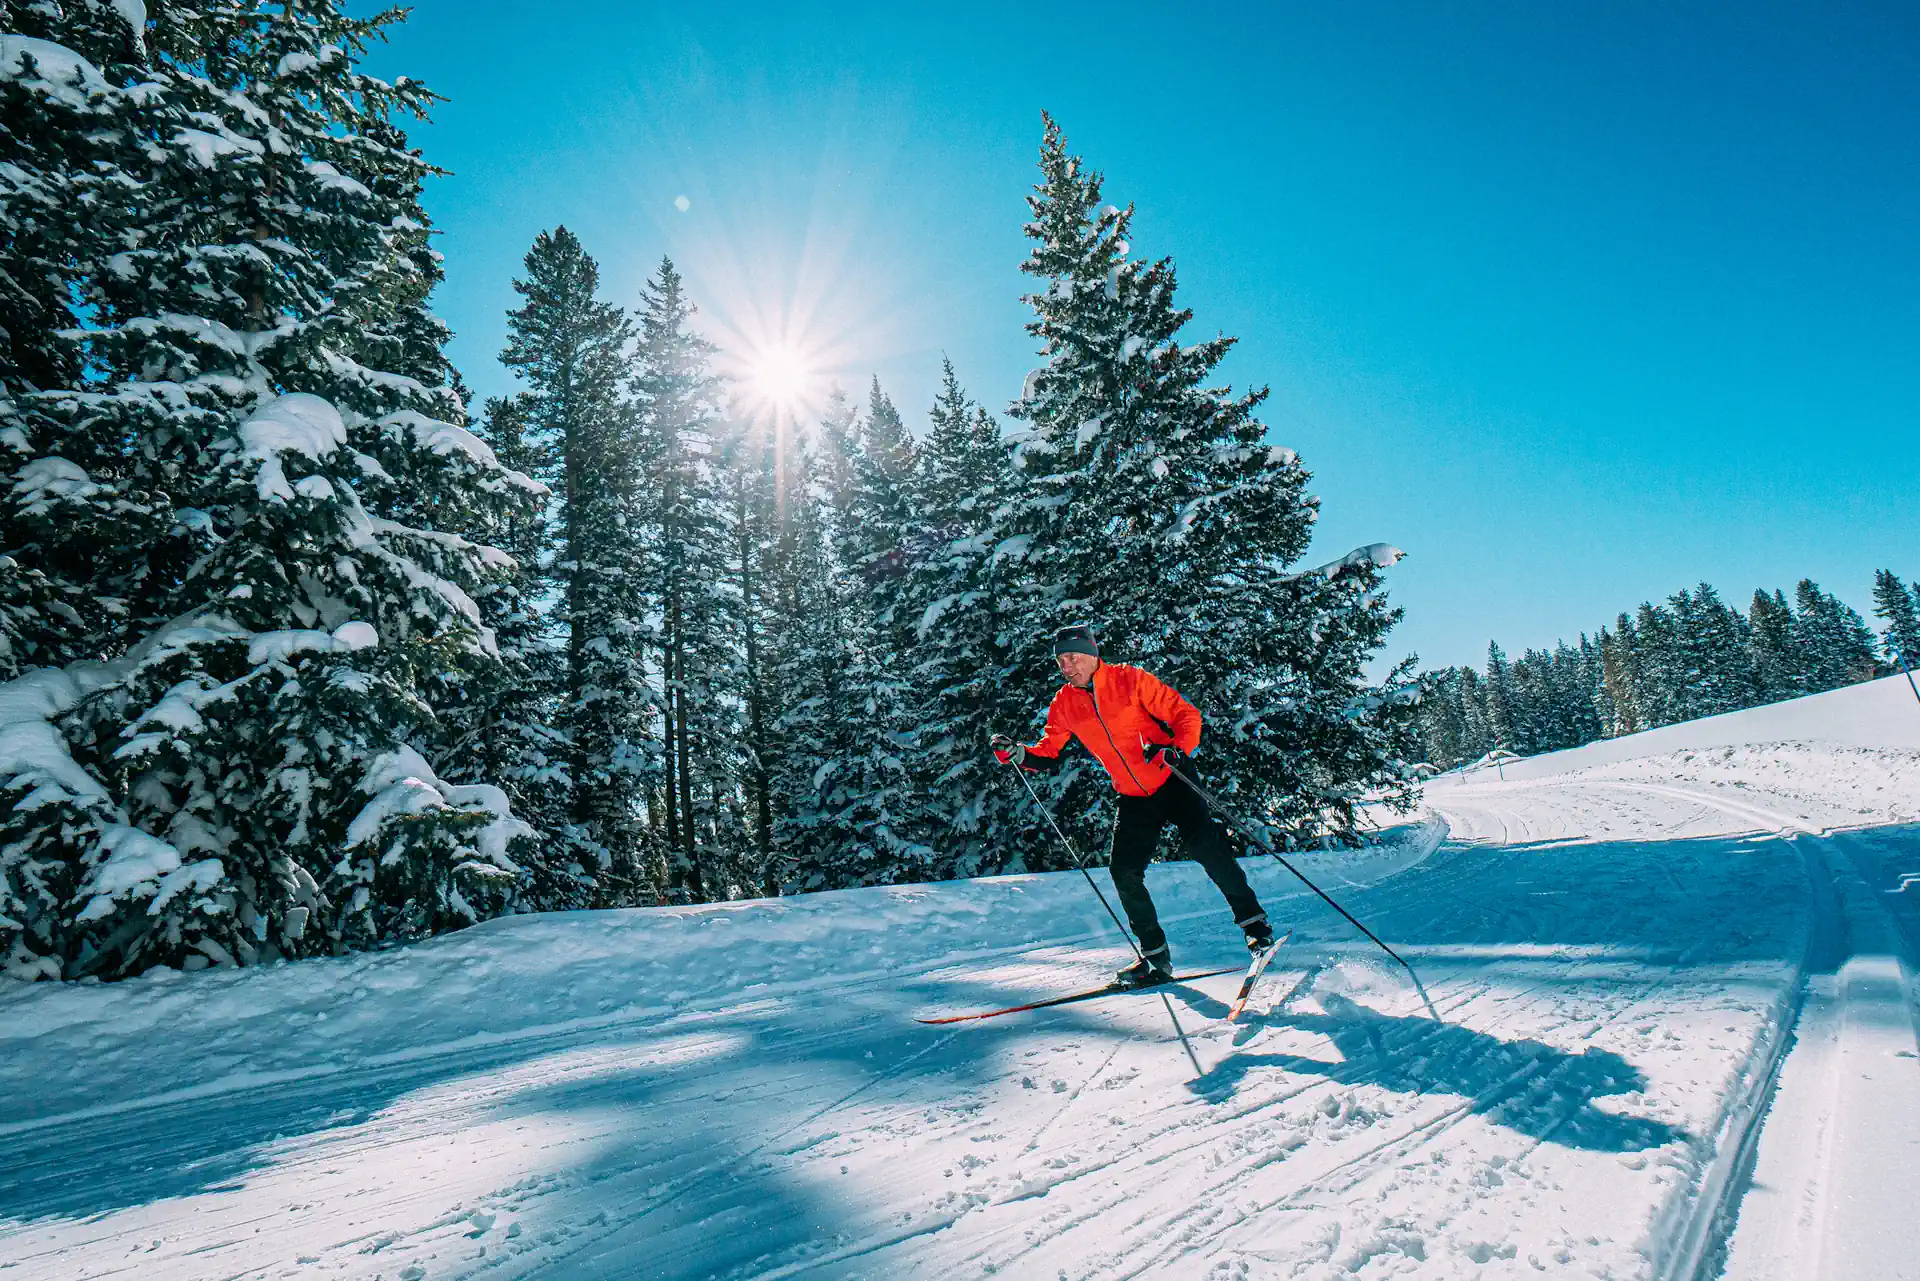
[992,624,1275,988]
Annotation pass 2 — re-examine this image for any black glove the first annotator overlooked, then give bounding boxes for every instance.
[1144,742,1181,768]
[990,733,1027,767]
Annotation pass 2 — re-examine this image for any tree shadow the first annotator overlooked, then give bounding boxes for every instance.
[1190,991,1688,1152]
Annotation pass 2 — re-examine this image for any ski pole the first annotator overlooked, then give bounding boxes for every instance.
[1163,760,1441,1022]
[994,753,1206,1075]
[1898,649,1920,710]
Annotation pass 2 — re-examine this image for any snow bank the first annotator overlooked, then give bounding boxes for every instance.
[1451,674,1920,785]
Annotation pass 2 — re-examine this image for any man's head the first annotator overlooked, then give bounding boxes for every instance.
[1053,624,1100,687]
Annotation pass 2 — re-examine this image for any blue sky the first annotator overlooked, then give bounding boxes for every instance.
[367,1,1919,672]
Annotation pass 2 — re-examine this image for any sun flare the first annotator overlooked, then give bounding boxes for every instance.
[748,344,812,414]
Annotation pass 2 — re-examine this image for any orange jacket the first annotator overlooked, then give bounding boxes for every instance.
[1023,662,1202,797]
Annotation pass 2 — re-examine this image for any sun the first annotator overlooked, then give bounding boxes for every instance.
[747,344,812,416]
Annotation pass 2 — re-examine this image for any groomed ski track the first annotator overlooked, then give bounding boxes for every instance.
[2,679,1917,1280]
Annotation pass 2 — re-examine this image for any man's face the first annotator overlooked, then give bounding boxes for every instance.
[1057,652,1099,687]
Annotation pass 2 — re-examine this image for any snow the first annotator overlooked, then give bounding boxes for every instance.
[1,679,1916,1278]
[0,36,110,107]
[989,533,1033,565]
[0,668,115,809]
[110,0,147,49]
[234,392,346,502]
[333,620,378,651]
[350,746,530,869]
[1297,541,1407,580]
[172,126,263,169]
[10,456,101,513]
[380,410,547,495]
[76,824,185,912]
[245,624,376,666]
[304,159,371,199]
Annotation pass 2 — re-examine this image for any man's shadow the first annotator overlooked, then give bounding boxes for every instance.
[1191,992,1689,1153]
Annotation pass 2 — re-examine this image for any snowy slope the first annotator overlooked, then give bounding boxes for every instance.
[2,680,1918,1279]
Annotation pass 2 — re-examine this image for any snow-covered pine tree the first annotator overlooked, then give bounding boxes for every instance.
[786,378,937,889]
[1792,578,1877,693]
[1483,643,1517,752]
[722,406,848,897]
[0,2,537,979]
[1599,615,1644,735]
[1004,115,1416,846]
[901,361,1036,877]
[632,258,741,900]
[1747,589,1798,701]
[1575,634,1609,743]
[1671,583,1753,717]
[758,431,851,890]
[1413,668,1485,768]
[1454,666,1495,760]
[1632,600,1688,726]
[453,392,595,909]
[500,228,653,897]
[0,2,172,681]
[1871,569,1920,666]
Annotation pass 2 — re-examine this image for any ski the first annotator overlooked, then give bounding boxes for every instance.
[1226,929,1294,1024]
[917,965,1242,1026]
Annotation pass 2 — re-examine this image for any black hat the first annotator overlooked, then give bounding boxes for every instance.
[1052,624,1099,658]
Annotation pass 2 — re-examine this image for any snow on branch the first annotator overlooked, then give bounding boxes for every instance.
[235,392,348,502]
[350,746,532,871]
[0,35,112,108]
[1292,543,1405,583]
[377,410,547,495]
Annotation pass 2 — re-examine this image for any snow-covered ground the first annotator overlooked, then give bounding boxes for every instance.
[3,678,1918,1280]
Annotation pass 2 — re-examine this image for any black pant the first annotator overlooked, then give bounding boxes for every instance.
[1108,774,1265,956]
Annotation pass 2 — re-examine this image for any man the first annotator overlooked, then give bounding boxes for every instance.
[992,624,1274,988]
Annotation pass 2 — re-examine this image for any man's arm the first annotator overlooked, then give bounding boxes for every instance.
[1136,668,1203,753]
[1017,691,1075,772]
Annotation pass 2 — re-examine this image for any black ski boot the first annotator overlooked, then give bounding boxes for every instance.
[1241,914,1276,953]
[1116,946,1174,989]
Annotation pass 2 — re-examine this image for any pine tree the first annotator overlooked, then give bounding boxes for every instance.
[1483,642,1517,751]
[902,362,1033,877]
[787,378,937,889]
[633,258,739,900]
[1748,588,1798,700]
[1672,583,1753,717]
[1004,115,1415,845]
[759,434,850,889]
[1793,579,1876,692]
[1632,601,1687,726]
[1872,569,1920,666]
[501,228,653,897]
[446,392,596,909]
[1,3,535,979]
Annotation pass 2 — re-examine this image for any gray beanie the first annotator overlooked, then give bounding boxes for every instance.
[1052,624,1099,658]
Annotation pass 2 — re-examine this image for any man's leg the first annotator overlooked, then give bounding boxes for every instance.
[1107,794,1169,959]
[1164,776,1267,935]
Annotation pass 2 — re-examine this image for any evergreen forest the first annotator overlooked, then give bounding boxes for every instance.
[1413,572,1919,769]
[0,4,1420,979]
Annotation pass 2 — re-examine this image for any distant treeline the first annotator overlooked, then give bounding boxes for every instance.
[1415,571,1920,769]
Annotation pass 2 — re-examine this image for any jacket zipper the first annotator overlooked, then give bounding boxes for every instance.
[1089,674,1155,796]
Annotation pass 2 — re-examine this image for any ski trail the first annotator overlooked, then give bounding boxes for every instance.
[15,738,1910,1281]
